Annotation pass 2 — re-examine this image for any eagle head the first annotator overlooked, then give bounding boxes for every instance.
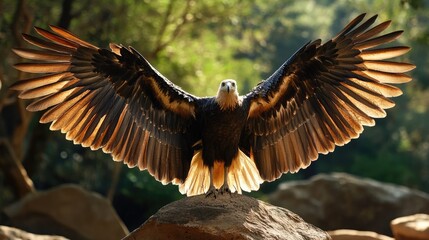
[216,79,241,110]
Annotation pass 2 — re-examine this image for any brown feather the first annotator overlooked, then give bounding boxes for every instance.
[137,131,150,170]
[344,78,402,97]
[52,90,92,129]
[49,25,98,49]
[302,121,319,160]
[10,73,70,91]
[43,91,84,125]
[125,126,141,167]
[27,89,74,111]
[354,20,391,41]
[13,48,71,61]
[362,60,416,73]
[360,46,411,60]
[362,70,413,84]
[19,80,71,99]
[14,62,70,73]
[105,108,129,157]
[333,13,366,40]
[355,31,403,50]
[22,34,75,53]
[34,27,79,49]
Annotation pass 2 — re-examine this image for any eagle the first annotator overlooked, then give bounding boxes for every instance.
[11,14,414,197]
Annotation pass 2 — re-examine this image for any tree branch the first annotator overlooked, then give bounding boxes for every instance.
[0,139,35,197]
[154,0,175,49]
[107,164,122,202]
[11,0,32,48]
[57,0,74,29]
[150,0,193,58]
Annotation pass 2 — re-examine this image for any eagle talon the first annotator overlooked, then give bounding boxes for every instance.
[219,184,231,195]
[205,186,218,198]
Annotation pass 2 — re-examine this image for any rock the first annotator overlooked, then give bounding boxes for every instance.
[2,184,128,240]
[391,214,429,240]
[268,173,429,235]
[125,193,331,240]
[329,229,393,240]
[0,225,68,240]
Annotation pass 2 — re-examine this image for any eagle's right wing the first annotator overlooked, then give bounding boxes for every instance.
[241,14,414,181]
[11,26,200,185]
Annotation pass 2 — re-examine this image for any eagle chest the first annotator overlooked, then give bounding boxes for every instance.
[201,106,247,148]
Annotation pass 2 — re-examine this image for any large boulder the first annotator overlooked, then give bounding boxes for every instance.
[391,214,429,240]
[2,184,128,240]
[0,225,68,240]
[268,173,429,235]
[125,193,331,240]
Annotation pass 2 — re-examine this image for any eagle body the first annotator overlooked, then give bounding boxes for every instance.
[11,14,415,196]
[181,83,259,195]
[199,97,247,168]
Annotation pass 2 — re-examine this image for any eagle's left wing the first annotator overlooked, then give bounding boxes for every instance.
[241,14,415,181]
[11,26,200,185]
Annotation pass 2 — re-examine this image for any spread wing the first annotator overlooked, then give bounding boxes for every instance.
[242,14,415,181]
[11,26,200,185]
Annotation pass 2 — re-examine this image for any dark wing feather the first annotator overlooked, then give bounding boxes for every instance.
[242,14,414,181]
[11,26,200,185]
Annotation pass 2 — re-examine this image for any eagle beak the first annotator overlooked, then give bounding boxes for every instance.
[225,82,232,93]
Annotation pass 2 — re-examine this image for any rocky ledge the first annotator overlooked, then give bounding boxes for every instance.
[125,193,331,240]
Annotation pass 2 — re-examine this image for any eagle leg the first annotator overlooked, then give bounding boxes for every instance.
[219,166,231,195]
[205,166,218,198]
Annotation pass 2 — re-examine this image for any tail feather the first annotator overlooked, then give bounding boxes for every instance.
[179,150,209,196]
[179,149,263,196]
[228,149,263,194]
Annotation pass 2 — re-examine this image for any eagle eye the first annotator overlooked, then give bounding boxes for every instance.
[221,82,226,87]
[232,82,235,87]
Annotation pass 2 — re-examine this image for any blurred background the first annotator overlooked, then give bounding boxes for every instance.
[0,0,428,233]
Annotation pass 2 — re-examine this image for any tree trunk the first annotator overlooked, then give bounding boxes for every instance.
[0,139,35,197]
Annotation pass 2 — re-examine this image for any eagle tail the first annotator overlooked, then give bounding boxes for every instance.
[179,149,263,196]
[227,149,263,194]
[179,150,209,196]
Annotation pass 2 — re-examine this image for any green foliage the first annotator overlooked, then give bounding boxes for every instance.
[1,0,429,230]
